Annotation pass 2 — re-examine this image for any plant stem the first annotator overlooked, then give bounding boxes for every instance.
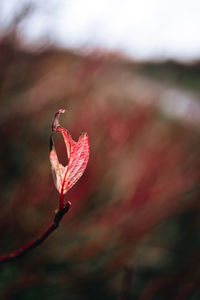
[0,201,71,263]
[59,193,64,210]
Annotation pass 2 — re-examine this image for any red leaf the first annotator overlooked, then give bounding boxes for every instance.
[50,109,90,205]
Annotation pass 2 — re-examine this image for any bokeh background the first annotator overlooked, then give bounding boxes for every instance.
[0,1,200,299]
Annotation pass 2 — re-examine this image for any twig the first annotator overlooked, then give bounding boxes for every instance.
[0,201,71,263]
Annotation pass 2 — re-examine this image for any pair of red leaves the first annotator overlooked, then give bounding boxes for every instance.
[49,109,90,209]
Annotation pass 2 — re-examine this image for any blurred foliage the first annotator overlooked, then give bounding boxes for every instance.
[140,61,200,93]
[0,33,200,299]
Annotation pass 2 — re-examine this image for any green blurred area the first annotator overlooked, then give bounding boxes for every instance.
[0,35,200,299]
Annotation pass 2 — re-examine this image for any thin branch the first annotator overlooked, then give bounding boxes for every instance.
[0,201,71,264]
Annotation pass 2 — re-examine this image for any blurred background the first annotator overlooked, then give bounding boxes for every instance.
[0,1,200,299]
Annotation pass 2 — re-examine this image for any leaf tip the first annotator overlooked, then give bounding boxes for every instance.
[59,108,65,114]
[52,108,66,132]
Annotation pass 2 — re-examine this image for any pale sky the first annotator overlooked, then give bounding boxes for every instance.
[1,0,200,60]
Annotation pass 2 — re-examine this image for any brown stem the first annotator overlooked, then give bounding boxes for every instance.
[0,201,71,263]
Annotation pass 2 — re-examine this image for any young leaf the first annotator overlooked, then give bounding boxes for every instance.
[50,109,89,206]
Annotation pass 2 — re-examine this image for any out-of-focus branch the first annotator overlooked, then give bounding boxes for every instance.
[0,201,71,263]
